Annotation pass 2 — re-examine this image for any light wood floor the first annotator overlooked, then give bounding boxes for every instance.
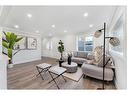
[7,57,116,89]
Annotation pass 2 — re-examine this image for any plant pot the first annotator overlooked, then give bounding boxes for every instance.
[59,60,64,67]
[8,64,14,68]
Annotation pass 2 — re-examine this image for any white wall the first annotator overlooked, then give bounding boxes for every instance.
[0,27,7,89]
[2,27,42,64]
[108,7,127,89]
[0,55,8,89]
[0,7,7,89]
[42,34,77,59]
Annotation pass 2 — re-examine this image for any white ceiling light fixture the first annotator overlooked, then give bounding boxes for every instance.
[27,13,32,18]
[14,25,19,28]
[83,12,88,17]
[51,24,55,28]
[49,33,52,37]
[35,30,39,33]
[64,30,67,33]
[89,24,93,28]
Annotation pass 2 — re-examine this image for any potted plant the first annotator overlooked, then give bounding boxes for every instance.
[57,40,65,67]
[58,40,65,60]
[2,32,23,68]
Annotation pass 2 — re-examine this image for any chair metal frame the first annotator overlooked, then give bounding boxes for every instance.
[36,65,51,80]
[48,70,67,89]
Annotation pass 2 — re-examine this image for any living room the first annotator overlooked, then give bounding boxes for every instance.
[1,6,127,90]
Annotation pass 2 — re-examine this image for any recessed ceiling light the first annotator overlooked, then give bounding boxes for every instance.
[35,30,39,33]
[51,24,55,28]
[64,30,67,33]
[14,25,19,28]
[84,12,88,17]
[49,33,52,37]
[89,24,93,28]
[27,13,32,18]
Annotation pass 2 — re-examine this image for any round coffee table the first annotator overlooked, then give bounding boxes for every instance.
[61,62,78,73]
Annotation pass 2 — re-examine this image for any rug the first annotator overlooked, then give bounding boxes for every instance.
[63,67,83,82]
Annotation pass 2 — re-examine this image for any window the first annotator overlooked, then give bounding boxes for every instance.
[46,40,52,50]
[77,35,93,51]
[85,36,93,51]
[109,14,124,54]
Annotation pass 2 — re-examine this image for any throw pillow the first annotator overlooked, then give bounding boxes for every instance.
[86,59,94,65]
[94,46,103,62]
[73,52,78,57]
[105,57,114,68]
[87,52,94,60]
[98,54,112,68]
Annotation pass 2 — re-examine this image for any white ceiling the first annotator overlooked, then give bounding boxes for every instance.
[0,6,116,37]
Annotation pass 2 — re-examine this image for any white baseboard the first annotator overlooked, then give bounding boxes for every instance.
[14,58,41,64]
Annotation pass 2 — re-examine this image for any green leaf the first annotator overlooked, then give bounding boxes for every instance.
[5,32,11,42]
[7,33,16,48]
[10,33,16,43]
[2,41,9,49]
[8,48,12,59]
[16,37,23,42]
[58,40,64,53]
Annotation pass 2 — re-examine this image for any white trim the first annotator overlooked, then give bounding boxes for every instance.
[2,27,41,37]
[14,58,41,64]
[0,6,3,17]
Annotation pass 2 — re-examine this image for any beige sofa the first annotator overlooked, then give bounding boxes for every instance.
[72,51,114,81]
[81,55,115,81]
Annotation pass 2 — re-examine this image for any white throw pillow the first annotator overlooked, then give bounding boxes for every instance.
[98,55,112,68]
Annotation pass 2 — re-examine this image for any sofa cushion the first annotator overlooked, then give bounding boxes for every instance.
[73,52,78,57]
[87,52,94,60]
[71,57,87,64]
[105,58,113,68]
[86,59,94,64]
[72,57,87,62]
[81,63,114,81]
[77,52,88,58]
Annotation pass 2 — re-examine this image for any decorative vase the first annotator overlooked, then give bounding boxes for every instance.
[59,60,64,67]
[8,64,14,68]
[68,55,72,65]
[8,59,13,68]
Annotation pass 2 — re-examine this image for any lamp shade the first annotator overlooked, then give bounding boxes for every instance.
[94,30,102,38]
[109,37,120,47]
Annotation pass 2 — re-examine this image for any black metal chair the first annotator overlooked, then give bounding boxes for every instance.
[36,63,52,80]
[48,66,67,89]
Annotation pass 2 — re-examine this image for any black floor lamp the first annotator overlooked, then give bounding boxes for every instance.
[94,22,120,89]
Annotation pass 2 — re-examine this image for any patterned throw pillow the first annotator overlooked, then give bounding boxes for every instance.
[105,56,114,68]
[98,54,113,68]
[94,46,103,63]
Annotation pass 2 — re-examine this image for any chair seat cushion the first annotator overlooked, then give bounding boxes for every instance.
[49,66,67,75]
[36,63,51,69]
